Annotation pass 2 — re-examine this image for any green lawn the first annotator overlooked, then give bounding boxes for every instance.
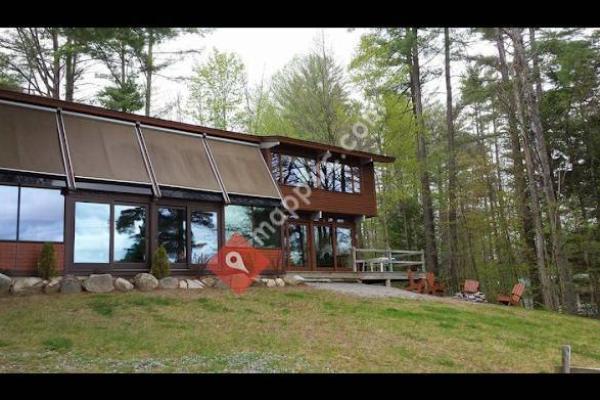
[0,286,599,372]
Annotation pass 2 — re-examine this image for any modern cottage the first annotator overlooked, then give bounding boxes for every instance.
[0,89,398,280]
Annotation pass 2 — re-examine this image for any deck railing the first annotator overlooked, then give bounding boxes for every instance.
[352,248,425,273]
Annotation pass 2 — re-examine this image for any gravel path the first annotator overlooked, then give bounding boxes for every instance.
[306,282,446,301]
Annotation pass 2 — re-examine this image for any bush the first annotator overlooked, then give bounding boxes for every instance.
[151,245,170,279]
[37,242,57,280]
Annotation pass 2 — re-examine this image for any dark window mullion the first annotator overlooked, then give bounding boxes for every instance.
[16,186,21,241]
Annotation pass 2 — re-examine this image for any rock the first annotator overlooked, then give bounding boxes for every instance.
[134,273,158,292]
[265,279,276,288]
[200,277,217,288]
[0,273,12,296]
[186,279,204,289]
[11,277,44,295]
[159,277,179,290]
[283,274,305,286]
[60,275,82,294]
[114,277,134,292]
[275,278,285,287]
[44,277,62,294]
[179,279,188,289]
[83,274,114,293]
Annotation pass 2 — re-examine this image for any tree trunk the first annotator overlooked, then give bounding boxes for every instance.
[507,29,557,310]
[51,30,60,99]
[407,27,439,274]
[495,29,538,281]
[65,37,75,102]
[510,28,577,314]
[444,28,459,289]
[529,28,544,103]
[145,30,154,117]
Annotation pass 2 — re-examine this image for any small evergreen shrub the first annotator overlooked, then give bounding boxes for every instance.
[37,242,57,280]
[151,245,170,279]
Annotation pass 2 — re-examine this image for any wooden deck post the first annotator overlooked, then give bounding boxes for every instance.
[420,250,426,272]
[562,345,571,373]
[352,247,357,272]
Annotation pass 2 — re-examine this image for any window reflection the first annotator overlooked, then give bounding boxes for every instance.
[158,207,186,263]
[314,225,334,267]
[19,187,64,242]
[225,205,281,248]
[114,205,146,263]
[0,186,18,240]
[271,153,281,182]
[191,210,218,264]
[74,202,110,263]
[352,166,361,193]
[288,224,308,268]
[336,227,353,268]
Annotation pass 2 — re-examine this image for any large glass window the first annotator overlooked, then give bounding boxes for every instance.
[288,223,308,268]
[74,202,110,263]
[158,207,187,263]
[19,188,64,242]
[319,161,336,191]
[0,186,18,240]
[314,225,334,267]
[191,210,219,264]
[113,205,146,263]
[342,165,353,193]
[336,227,353,268]
[225,205,281,248]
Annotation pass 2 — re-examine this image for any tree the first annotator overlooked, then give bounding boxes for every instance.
[444,28,459,289]
[189,48,247,130]
[0,53,22,90]
[271,33,355,145]
[508,28,577,313]
[80,28,146,113]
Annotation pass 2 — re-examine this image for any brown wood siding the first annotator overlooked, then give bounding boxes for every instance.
[0,242,64,276]
[278,161,377,217]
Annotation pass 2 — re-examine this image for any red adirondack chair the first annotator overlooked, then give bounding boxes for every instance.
[406,269,425,293]
[424,272,445,296]
[460,279,480,295]
[497,283,526,306]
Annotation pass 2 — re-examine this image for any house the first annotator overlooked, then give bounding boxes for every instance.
[0,89,395,279]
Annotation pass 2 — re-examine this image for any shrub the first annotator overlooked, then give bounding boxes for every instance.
[151,245,170,279]
[37,242,57,280]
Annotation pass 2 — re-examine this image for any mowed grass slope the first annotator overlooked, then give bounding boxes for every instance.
[0,286,599,372]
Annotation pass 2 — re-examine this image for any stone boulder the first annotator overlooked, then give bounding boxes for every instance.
[265,279,277,288]
[0,273,12,296]
[186,279,204,289]
[200,277,217,288]
[83,274,114,293]
[134,273,158,292]
[251,277,266,287]
[11,277,44,295]
[44,277,62,294]
[60,275,82,294]
[178,279,188,289]
[159,277,179,290]
[275,278,285,287]
[283,274,306,286]
[114,277,134,292]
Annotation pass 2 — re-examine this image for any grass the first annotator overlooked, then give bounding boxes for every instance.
[0,286,599,372]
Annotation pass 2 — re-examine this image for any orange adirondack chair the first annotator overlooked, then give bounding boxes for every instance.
[460,279,480,295]
[424,272,445,296]
[406,269,425,293]
[497,283,526,306]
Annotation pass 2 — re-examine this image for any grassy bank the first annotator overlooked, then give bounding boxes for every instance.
[0,286,598,372]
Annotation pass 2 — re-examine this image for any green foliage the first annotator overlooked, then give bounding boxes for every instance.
[37,243,57,280]
[151,245,170,279]
[189,48,247,130]
[97,78,144,112]
[0,53,22,91]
